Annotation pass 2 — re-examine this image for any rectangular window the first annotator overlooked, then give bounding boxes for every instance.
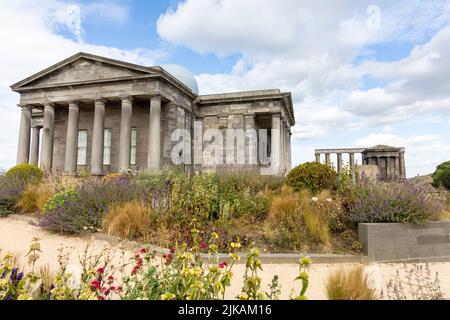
[103,129,112,165]
[131,128,137,165]
[77,130,88,165]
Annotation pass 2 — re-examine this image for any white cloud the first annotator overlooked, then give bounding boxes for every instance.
[0,0,163,169]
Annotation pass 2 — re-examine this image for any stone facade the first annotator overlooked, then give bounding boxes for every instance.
[11,52,294,176]
[315,145,406,180]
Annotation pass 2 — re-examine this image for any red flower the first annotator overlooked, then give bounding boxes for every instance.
[96,267,105,274]
[90,279,101,289]
[131,265,140,274]
[170,247,176,254]
[134,253,140,259]
[107,275,114,283]
[137,258,143,266]
[140,248,147,254]
[109,286,116,291]
[218,262,227,269]
[97,296,105,300]
[200,242,207,250]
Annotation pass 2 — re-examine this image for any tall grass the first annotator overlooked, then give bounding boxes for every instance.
[103,201,153,240]
[16,182,55,214]
[325,265,377,300]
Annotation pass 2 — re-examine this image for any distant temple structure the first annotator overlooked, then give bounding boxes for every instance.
[314,145,406,181]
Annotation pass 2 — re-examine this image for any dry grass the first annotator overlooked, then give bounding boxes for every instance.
[102,201,153,240]
[16,182,55,214]
[325,265,378,300]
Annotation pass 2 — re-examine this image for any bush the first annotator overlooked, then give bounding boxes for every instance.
[39,178,146,233]
[0,174,26,216]
[286,162,337,194]
[432,161,450,190]
[5,164,43,184]
[103,201,152,240]
[325,265,377,300]
[340,178,445,226]
[264,187,331,250]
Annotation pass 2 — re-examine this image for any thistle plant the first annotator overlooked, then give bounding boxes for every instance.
[292,256,311,300]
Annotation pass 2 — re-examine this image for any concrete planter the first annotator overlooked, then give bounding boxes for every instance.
[359,221,450,262]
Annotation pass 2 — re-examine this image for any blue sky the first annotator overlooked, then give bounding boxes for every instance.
[0,0,449,176]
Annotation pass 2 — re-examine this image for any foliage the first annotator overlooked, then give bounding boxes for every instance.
[103,201,152,240]
[5,164,43,184]
[264,187,331,250]
[325,265,377,300]
[0,174,26,216]
[286,162,337,194]
[39,178,146,233]
[432,161,450,190]
[382,263,444,300]
[16,182,55,214]
[339,177,445,227]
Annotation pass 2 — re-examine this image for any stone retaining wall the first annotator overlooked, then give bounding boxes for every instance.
[359,221,450,262]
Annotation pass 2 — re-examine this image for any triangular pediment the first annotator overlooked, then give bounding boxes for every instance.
[11,52,157,90]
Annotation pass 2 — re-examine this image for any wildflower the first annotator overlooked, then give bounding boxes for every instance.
[96,267,104,274]
[140,248,147,254]
[97,296,105,300]
[117,285,123,292]
[131,265,140,275]
[199,242,207,250]
[107,275,114,283]
[230,242,241,249]
[170,247,176,254]
[210,232,219,240]
[161,292,176,300]
[311,197,318,202]
[90,279,101,289]
[17,294,32,300]
[326,198,332,202]
[218,262,228,269]
[229,253,240,261]
[299,256,312,267]
[237,293,249,300]
[134,253,140,259]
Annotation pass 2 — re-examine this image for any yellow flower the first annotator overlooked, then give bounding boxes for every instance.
[229,253,240,261]
[161,292,176,300]
[237,293,249,300]
[18,294,32,300]
[210,232,219,240]
[299,256,312,267]
[230,242,241,249]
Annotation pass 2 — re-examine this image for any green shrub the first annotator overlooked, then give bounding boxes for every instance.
[286,162,337,194]
[5,164,43,184]
[42,188,80,213]
[432,161,450,190]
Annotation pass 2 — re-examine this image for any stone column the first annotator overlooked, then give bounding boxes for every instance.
[119,96,133,172]
[394,156,400,178]
[91,99,106,176]
[315,153,320,163]
[325,153,331,166]
[337,153,343,173]
[287,130,292,171]
[29,126,41,166]
[64,102,79,175]
[399,151,406,179]
[40,104,55,171]
[349,153,355,167]
[244,114,257,165]
[147,96,161,172]
[16,105,32,165]
[270,114,281,173]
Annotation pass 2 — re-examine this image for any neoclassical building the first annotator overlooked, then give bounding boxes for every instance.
[11,52,294,175]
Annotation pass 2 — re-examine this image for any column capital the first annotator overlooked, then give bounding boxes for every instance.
[17,104,32,110]
[151,95,162,102]
[120,95,134,102]
[43,102,55,108]
[94,98,106,104]
[243,113,256,119]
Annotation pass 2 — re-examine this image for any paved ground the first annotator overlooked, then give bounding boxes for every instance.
[1,215,449,300]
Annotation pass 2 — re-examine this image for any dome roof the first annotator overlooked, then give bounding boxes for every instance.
[160,64,199,94]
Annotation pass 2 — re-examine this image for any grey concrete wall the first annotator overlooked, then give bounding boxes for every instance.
[359,221,450,262]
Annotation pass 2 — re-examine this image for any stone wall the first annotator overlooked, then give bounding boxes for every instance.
[359,221,450,262]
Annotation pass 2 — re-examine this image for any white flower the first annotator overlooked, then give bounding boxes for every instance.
[326,198,332,202]
[311,197,318,202]
[82,226,88,230]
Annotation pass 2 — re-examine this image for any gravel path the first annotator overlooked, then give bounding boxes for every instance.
[1,215,449,300]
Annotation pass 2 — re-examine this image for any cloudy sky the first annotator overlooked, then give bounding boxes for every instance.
[1,0,449,176]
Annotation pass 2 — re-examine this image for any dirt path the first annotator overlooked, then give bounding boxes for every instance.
[1,215,449,300]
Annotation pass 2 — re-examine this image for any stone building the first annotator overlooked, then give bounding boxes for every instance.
[11,52,294,175]
[315,145,406,180]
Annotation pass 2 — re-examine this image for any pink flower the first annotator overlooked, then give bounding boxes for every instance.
[170,247,176,254]
[131,265,140,274]
[200,242,207,250]
[140,248,147,254]
[218,262,227,269]
[97,296,105,300]
[96,267,104,274]
[90,279,101,289]
[107,275,114,283]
